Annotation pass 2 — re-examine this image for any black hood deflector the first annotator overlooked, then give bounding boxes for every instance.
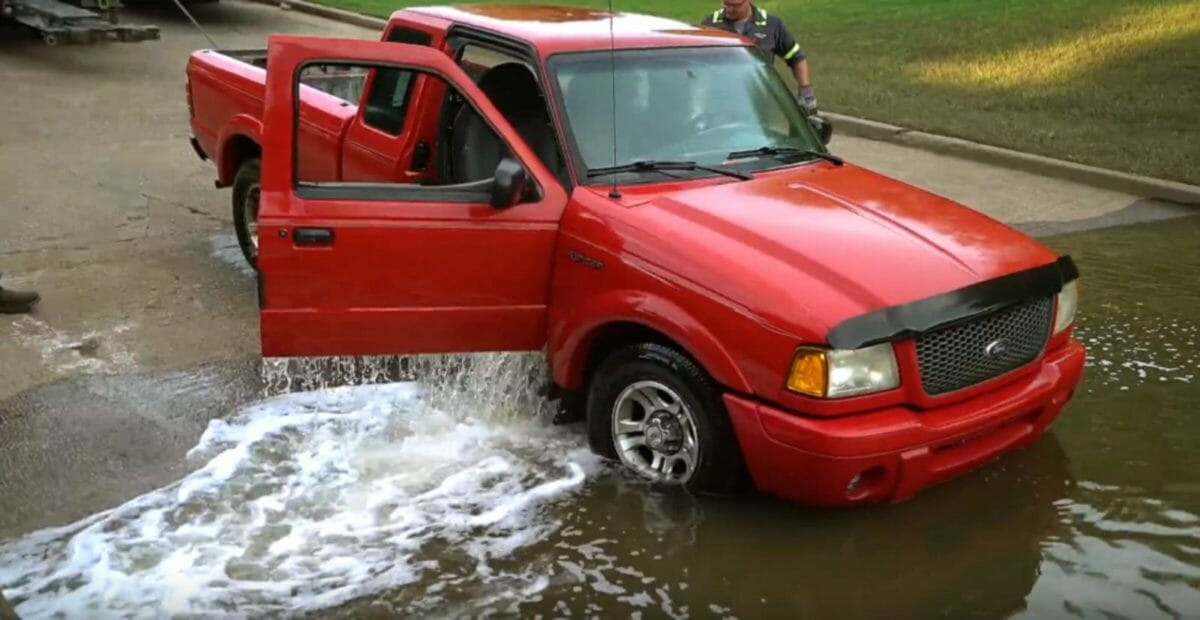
[826,255,1079,350]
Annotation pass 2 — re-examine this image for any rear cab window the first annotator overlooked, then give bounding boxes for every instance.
[360,27,436,136]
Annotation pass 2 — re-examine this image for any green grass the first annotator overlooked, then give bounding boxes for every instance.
[315,0,1200,186]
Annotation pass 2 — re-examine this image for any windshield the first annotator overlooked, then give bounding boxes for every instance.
[547,45,827,184]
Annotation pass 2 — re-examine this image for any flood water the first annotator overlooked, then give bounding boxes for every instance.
[2,215,1199,618]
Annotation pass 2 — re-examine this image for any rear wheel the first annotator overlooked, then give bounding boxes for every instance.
[586,343,746,495]
[231,158,261,271]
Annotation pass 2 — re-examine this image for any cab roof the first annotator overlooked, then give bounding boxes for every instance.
[398,4,750,55]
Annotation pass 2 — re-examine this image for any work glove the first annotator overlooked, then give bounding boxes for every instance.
[798,85,818,116]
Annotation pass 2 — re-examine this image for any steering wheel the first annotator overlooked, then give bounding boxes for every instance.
[644,116,759,161]
[684,110,759,137]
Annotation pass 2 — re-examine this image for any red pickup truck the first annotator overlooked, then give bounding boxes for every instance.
[185,4,1085,507]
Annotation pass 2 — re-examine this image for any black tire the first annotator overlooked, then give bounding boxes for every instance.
[231,158,261,271]
[586,342,747,496]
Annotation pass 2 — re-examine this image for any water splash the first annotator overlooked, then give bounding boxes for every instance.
[258,351,556,423]
[0,352,601,618]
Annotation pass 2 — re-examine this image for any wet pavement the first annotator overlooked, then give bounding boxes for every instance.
[2,0,1199,616]
[2,215,1198,618]
[0,357,264,540]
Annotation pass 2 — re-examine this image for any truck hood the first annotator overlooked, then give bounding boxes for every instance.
[608,162,1060,341]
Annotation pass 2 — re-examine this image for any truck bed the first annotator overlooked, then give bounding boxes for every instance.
[187,48,370,184]
[206,48,369,102]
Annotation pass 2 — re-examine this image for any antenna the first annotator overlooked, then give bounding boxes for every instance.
[606,0,621,199]
[171,0,220,50]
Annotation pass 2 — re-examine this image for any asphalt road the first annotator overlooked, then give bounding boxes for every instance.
[0,0,1192,541]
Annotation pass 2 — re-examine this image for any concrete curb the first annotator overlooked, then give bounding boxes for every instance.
[240,0,1200,205]
[825,113,1200,204]
[257,0,387,29]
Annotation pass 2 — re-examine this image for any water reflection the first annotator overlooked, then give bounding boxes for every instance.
[328,434,1070,618]
[1025,481,1200,618]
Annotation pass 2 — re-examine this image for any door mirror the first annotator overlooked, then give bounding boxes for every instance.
[808,115,833,145]
[490,157,528,209]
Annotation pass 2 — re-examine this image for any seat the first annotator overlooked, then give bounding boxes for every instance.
[446,62,565,185]
[447,102,508,184]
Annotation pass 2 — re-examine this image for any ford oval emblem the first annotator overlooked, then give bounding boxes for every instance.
[984,338,1009,358]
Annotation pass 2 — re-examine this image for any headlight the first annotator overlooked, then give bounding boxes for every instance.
[1054,279,1079,334]
[787,342,900,398]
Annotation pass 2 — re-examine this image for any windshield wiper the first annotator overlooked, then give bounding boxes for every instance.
[726,145,844,166]
[586,159,754,181]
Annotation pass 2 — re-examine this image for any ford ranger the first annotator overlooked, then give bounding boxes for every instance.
[185,4,1085,507]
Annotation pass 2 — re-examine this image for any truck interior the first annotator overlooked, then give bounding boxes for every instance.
[439,61,568,188]
[299,56,569,194]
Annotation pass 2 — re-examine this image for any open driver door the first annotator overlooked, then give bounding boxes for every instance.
[256,35,569,358]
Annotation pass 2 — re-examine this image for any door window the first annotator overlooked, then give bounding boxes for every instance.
[294,61,522,198]
[451,42,569,187]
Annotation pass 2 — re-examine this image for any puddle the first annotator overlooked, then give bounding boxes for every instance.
[209,231,255,278]
[3,216,1200,618]
[10,316,137,374]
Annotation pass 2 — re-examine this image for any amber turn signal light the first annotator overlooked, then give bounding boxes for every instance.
[787,348,828,397]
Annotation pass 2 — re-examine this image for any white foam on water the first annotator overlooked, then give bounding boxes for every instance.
[1074,311,1199,391]
[0,370,605,618]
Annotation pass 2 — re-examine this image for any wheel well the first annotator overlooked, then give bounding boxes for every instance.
[582,321,704,386]
[222,135,261,185]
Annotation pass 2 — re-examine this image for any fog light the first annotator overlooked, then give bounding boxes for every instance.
[845,466,887,499]
[846,473,864,495]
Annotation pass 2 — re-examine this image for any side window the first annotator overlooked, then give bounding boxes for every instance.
[295,61,519,199]
[359,27,435,136]
[385,26,433,45]
[298,64,369,104]
[457,43,528,83]
[361,69,415,135]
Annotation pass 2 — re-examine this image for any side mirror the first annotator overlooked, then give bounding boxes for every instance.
[808,115,833,145]
[491,157,528,209]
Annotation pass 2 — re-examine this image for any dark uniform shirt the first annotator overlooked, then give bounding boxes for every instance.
[700,4,805,67]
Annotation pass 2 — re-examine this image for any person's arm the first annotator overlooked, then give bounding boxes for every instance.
[794,58,810,88]
[774,20,817,115]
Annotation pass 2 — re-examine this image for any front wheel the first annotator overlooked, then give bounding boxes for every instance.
[231,158,261,271]
[586,343,746,495]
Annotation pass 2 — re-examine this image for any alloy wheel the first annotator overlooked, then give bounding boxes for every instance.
[611,380,700,483]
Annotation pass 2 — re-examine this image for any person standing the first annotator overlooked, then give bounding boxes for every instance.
[0,273,40,314]
[701,0,818,115]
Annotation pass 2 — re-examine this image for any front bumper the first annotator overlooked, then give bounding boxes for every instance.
[724,339,1086,507]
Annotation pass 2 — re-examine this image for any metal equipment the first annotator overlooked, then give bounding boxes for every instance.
[1,0,159,45]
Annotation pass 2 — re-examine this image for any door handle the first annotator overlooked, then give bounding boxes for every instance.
[293,227,334,246]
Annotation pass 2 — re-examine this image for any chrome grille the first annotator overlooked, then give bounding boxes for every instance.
[915,297,1054,396]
